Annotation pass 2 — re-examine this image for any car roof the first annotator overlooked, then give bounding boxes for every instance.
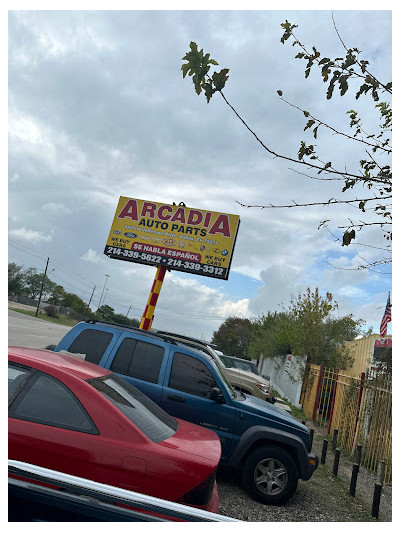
[8,346,111,381]
[173,340,214,361]
[83,320,179,344]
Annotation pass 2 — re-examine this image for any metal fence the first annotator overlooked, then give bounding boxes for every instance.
[301,365,392,483]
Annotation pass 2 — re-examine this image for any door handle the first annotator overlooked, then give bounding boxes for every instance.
[167,394,185,403]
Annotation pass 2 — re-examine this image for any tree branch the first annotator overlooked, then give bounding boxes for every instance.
[237,196,391,209]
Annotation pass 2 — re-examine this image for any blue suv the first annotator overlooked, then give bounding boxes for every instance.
[49,320,318,504]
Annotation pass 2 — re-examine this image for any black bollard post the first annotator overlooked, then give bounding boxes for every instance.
[321,439,328,465]
[349,463,359,496]
[332,448,340,476]
[372,484,382,519]
[372,461,386,519]
[332,428,338,451]
[309,428,314,448]
[349,444,362,497]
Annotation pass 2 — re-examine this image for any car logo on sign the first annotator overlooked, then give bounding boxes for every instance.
[221,249,228,256]
[124,232,137,238]
[163,239,176,246]
[113,230,122,235]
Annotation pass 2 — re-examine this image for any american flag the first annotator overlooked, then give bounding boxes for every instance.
[380,293,391,336]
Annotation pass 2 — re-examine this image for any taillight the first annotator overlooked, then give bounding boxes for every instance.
[176,472,216,506]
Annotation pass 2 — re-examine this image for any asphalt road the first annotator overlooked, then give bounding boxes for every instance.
[8,309,71,349]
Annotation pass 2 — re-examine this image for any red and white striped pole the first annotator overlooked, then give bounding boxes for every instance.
[139,265,167,331]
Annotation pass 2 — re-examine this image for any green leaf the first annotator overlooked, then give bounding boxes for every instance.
[342,230,356,246]
[304,119,315,131]
[181,63,190,78]
[212,69,229,91]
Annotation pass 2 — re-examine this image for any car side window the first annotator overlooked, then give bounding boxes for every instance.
[68,329,113,365]
[8,363,32,401]
[111,338,164,383]
[169,352,217,398]
[9,372,98,434]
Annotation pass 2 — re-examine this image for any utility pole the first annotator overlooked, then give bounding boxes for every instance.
[102,288,109,307]
[125,305,132,318]
[84,285,96,318]
[35,258,49,318]
[97,274,110,311]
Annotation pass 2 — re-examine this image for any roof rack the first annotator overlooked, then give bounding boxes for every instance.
[83,320,178,345]
[156,330,216,349]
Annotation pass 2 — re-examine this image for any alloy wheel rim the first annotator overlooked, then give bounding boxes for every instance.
[253,457,288,496]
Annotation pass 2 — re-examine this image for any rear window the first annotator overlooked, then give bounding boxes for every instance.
[111,338,164,383]
[89,374,178,443]
[68,329,113,365]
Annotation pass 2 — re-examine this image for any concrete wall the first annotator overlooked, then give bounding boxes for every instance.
[259,354,306,408]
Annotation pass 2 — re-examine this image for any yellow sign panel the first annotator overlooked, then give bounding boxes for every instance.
[104,197,240,280]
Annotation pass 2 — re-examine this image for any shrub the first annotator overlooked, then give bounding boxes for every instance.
[45,305,59,318]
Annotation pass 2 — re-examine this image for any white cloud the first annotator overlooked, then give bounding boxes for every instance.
[80,248,105,264]
[42,202,74,215]
[8,227,54,243]
[9,172,20,183]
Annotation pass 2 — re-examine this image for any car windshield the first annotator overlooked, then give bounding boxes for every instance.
[206,349,236,398]
[88,373,178,443]
[232,360,260,375]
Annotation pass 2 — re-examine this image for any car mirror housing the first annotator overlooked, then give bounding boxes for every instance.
[209,387,225,404]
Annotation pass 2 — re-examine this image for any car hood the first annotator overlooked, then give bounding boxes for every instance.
[235,392,310,440]
[223,367,268,384]
[158,417,222,466]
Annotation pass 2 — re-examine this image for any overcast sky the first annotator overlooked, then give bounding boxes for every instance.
[8,7,392,342]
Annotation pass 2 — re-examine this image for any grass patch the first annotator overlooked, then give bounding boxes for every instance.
[306,463,375,521]
[9,308,78,327]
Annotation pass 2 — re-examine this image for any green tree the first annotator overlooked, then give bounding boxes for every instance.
[97,304,115,321]
[211,317,254,358]
[23,267,56,300]
[8,262,26,294]
[48,284,66,305]
[62,292,87,315]
[181,18,391,270]
[247,312,292,361]
[251,288,365,369]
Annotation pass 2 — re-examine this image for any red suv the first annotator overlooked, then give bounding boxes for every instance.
[8,346,221,512]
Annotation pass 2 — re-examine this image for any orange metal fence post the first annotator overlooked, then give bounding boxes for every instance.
[352,371,365,446]
[328,368,340,434]
[312,366,324,421]
[139,265,167,331]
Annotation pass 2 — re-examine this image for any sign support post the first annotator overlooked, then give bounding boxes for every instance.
[139,265,167,331]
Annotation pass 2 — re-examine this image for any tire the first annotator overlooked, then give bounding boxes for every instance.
[242,445,298,505]
[45,344,56,351]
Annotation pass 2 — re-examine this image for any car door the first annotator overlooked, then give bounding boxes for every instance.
[102,333,169,404]
[160,349,237,460]
[8,362,122,487]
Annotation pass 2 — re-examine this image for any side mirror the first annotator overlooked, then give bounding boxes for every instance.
[209,387,225,404]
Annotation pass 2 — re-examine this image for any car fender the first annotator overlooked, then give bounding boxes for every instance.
[227,425,313,479]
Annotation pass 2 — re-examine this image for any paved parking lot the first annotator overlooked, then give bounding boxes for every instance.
[8,308,71,349]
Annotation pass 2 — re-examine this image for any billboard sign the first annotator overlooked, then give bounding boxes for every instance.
[104,197,240,280]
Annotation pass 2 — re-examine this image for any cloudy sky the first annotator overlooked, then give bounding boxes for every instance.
[8,6,392,341]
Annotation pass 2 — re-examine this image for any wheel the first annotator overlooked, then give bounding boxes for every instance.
[242,445,298,505]
[45,344,56,351]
